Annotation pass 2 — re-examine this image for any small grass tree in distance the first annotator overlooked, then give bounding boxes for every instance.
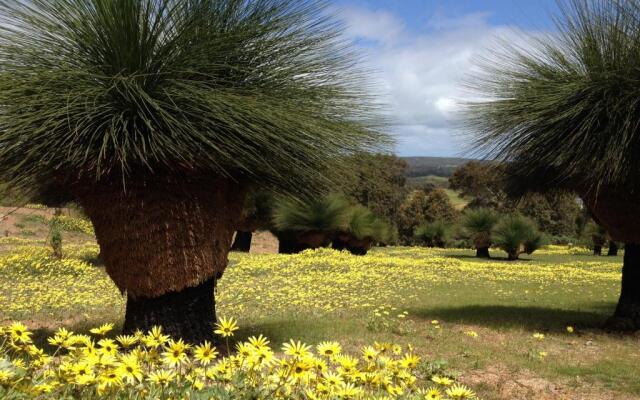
[333,204,390,255]
[231,192,274,253]
[462,208,499,258]
[466,0,640,329]
[585,222,609,256]
[414,221,451,248]
[493,214,544,260]
[272,195,352,254]
[0,0,387,342]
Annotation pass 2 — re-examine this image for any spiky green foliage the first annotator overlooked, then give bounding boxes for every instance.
[345,205,389,242]
[462,208,499,254]
[0,0,387,199]
[523,231,546,255]
[272,195,350,233]
[237,191,275,231]
[414,221,450,248]
[493,214,543,260]
[466,0,640,192]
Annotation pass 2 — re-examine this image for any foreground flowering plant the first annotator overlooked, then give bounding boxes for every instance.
[0,320,478,399]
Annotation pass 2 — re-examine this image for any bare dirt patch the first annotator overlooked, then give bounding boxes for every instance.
[249,230,278,254]
[462,365,638,400]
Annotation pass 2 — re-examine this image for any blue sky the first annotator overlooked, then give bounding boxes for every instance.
[331,0,559,157]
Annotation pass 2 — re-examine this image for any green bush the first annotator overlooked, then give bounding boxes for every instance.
[49,224,63,259]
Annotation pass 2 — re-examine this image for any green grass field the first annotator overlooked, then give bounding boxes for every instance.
[1,231,638,399]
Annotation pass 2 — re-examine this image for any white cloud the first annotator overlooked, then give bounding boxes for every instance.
[338,6,537,156]
[338,6,405,46]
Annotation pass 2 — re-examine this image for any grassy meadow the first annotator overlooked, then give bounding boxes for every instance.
[1,209,638,399]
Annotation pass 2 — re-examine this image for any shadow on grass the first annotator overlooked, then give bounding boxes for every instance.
[408,303,617,331]
[29,319,124,350]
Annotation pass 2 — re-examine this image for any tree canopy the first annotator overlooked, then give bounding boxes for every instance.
[0,0,388,201]
[466,0,640,194]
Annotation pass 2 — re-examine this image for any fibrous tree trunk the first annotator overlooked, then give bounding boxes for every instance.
[593,245,602,256]
[607,241,618,256]
[231,231,252,252]
[577,189,640,330]
[276,231,328,254]
[77,177,244,343]
[345,236,373,256]
[332,236,348,251]
[278,238,299,254]
[476,246,490,258]
[607,243,640,330]
[123,278,215,343]
[275,231,302,254]
[507,249,519,260]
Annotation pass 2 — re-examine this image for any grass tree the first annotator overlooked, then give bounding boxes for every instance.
[272,195,352,254]
[0,0,386,342]
[493,214,544,260]
[414,221,450,248]
[333,205,389,255]
[462,208,499,258]
[466,0,640,328]
[585,222,609,256]
[231,192,274,253]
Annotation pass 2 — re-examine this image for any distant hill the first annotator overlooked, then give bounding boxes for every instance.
[401,157,471,209]
[401,157,472,178]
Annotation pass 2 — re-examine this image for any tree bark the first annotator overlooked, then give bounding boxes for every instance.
[594,245,602,256]
[607,243,640,330]
[77,177,244,341]
[277,233,303,254]
[607,241,618,256]
[123,278,215,343]
[332,237,348,251]
[476,247,490,258]
[231,231,252,252]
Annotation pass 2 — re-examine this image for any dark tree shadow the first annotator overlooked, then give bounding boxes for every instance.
[407,303,617,331]
[29,320,124,350]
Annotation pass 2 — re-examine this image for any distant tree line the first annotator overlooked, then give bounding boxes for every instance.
[226,153,612,260]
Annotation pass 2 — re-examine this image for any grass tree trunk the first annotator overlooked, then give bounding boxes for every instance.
[78,178,243,343]
[278,239,299,254]
[275,232,301,254]
[345,236,373,256]
[507,249,519,260]
[608,243,640,330]
[594,245,602,256]
[332,236,348,251]
[608,241,619,256]
[231,231,252,252]
[123,278,216,341]
[476,247,490,258]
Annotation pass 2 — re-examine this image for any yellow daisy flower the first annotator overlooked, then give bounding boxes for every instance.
[214,316,239,338]
[89,323,113,336]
